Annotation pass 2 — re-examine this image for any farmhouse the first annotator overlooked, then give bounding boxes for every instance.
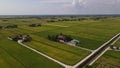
[48,33,80,46]
[57,35,66,41]
[13,35,32,42]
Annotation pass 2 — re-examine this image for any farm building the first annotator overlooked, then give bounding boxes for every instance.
[57,35,66,41]
[111,46,120,50]
[48,33,79,46]
[70,39,80,45]
[12,35,32,42]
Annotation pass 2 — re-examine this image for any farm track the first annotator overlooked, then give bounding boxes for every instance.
[73,33,120,68]
[73,46,94,52]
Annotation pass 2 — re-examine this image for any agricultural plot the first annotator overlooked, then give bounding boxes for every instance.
[114,39,120,46]
[0,25,90,65]
[92,51,120,68]
[0,32,63,68]
[0,16,120,67]
[35,18,120,50]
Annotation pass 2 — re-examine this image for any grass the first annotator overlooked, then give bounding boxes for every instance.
[34,19,120,50]
[0,26,90,65]
[114,39,120,46]
[0,48,24,68]
[0,32,63,68]
[0,17,120,67]
[25,35,90,65]
[92,51,120,68]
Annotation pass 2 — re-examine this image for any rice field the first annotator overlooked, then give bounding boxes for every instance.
[92,51,120,68]
[0,16,120,67]
[114,39,120,46]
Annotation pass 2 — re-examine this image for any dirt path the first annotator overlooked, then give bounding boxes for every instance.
[73,46,94,52]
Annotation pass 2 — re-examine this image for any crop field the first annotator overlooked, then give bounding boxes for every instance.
[0,31,63,68]
[114,39,120,46]
[92,51,120,68]
[0,33,63,68]
[0,16,120,67]
[35,18,120,50]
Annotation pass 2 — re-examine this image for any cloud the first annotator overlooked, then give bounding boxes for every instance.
[0,0,120,15]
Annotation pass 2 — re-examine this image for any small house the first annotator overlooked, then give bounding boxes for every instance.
[57,35,66,41]
[13,35,32,42]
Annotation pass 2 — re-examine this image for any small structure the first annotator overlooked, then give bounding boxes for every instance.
[111,46,120,50]
[12,35,32,42]
[48,33,80,46]
[70,39,80,45]
[112,46,117,50]
[57,35,66,41]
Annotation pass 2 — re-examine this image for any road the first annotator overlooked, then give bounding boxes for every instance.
[73,33,120,68]
[8,33,120,68]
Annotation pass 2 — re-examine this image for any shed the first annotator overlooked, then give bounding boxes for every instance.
[70,39,80,45]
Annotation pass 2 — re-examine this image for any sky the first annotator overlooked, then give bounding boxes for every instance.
[0,0,120,15]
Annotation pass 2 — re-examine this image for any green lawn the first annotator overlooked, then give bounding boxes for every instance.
[92,51,120,68]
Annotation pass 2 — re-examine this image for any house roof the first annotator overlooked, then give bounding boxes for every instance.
[70,39,80,43]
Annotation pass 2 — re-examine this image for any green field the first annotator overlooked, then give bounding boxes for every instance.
[114,39,120,46]
[92,51,120,68]
[34,18,120,50]
[0,16,120,67]
[0,23,90,65]
[0,33,63,68]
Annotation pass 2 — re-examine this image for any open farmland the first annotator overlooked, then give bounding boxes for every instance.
[34,17,120,50]
[114,39,120,46]
[0,16,120,68]
[92,51,120,68]
[0,32,63,68]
